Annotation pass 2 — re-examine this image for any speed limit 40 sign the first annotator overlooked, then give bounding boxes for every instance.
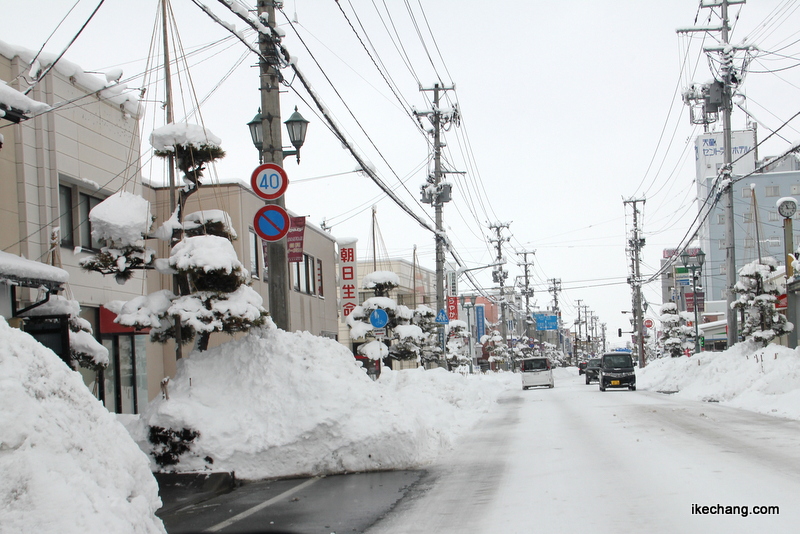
[251,163,288,200]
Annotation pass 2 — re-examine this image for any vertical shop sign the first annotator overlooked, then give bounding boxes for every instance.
[287,216,306,262]
[339,239,358,320]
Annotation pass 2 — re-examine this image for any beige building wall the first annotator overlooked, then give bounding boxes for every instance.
[1,48,164,409]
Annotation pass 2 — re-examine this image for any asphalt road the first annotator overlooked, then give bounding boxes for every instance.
[158,470,423,534]
[159,371,800,533]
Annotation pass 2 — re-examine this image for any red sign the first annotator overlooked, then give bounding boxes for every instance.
[287,216,306,262]
[644,318,654,329]
[254,205,290,242]
[685,292,705,313]
[777,293,788,309]
[447,296,459,320]
[251,163,288,200]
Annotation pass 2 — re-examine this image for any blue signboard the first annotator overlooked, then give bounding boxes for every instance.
[435,309,449,324]
[475,305,485,340]
[533,313,558,331]
[369,308,389,328]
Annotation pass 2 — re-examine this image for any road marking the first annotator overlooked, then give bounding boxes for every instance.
[204,477,321,532]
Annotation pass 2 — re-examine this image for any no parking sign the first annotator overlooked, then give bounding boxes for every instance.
[254,205,290,242]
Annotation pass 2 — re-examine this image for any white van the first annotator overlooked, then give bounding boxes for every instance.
[520,357,554,389]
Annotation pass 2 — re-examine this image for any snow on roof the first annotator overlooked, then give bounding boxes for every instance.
[0,80,49,118]
[0,250,69,285]
[89,191,153,246]
[149,122,222,152]
[0,39,140,118]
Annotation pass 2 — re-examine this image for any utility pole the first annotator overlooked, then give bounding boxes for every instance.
[625,198,646,367]
[549,278,562,351]
[517,250,535,340]
[489,222,510,362]
[582,305,591,356]
[575,299,583,365]
[601,322,607,353]
[257,0,291,331]
[416,83,457,318]
[678,0,749,347]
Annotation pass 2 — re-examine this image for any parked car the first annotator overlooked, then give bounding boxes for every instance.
[520,357,554,390]
[578,361,588,375]
[584,358,601,384]
[598,352,636,391]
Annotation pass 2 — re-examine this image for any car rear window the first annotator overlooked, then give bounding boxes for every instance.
[521,359,549,371]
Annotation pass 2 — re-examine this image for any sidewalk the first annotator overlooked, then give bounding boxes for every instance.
[155,471,237,516]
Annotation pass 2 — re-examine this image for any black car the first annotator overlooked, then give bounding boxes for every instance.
[578,361,588,375]
[598,352,636,391]
[584,358,601,384]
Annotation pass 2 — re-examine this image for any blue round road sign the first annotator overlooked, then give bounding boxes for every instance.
[369,308,389,328]
[254,205,290,242]
[251,163,289,200]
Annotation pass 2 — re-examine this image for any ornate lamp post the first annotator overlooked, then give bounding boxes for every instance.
[681,249,705,353]
[247,106,309,164]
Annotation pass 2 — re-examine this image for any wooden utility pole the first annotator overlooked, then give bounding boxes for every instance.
[257,0,291,331]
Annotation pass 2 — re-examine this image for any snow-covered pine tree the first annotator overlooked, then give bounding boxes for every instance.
[658,302,695,357]
[732,257,793,346]
[83,123,266,351]
[445,319,471,371]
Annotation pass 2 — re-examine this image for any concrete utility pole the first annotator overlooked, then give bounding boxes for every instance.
[489,222,510,351]
[625,198,646,367]
[678,0,748,347]
[549,278,562,351]
[601,322,607,353]
[517,250,535,339]
[417,83,456,317]
[575,299,583,365]
[257,0,291,331]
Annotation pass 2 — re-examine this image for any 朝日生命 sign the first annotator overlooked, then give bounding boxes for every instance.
[251,163,289,200]
[339,239,358,321]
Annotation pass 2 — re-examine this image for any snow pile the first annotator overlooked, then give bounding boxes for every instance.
[127,320,515,480]
[0,319,165,534]
[638,342,800,420]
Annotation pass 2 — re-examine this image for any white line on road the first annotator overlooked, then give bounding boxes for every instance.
[204,477,322,532]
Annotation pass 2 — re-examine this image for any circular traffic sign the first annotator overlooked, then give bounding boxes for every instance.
[369,308,389,328]
[251,163,289,200]
[254,205,290,242]
[644,318,655,329]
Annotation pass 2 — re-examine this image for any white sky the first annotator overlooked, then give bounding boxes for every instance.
[4,0,800,340]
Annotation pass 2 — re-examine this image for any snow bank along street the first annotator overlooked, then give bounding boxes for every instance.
[7,315,800,532]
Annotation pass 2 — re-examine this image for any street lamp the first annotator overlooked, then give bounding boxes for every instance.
[681,249,705,353]
[247,106,310,164]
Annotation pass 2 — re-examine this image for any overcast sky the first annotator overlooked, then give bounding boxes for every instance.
[4,0,800,342]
